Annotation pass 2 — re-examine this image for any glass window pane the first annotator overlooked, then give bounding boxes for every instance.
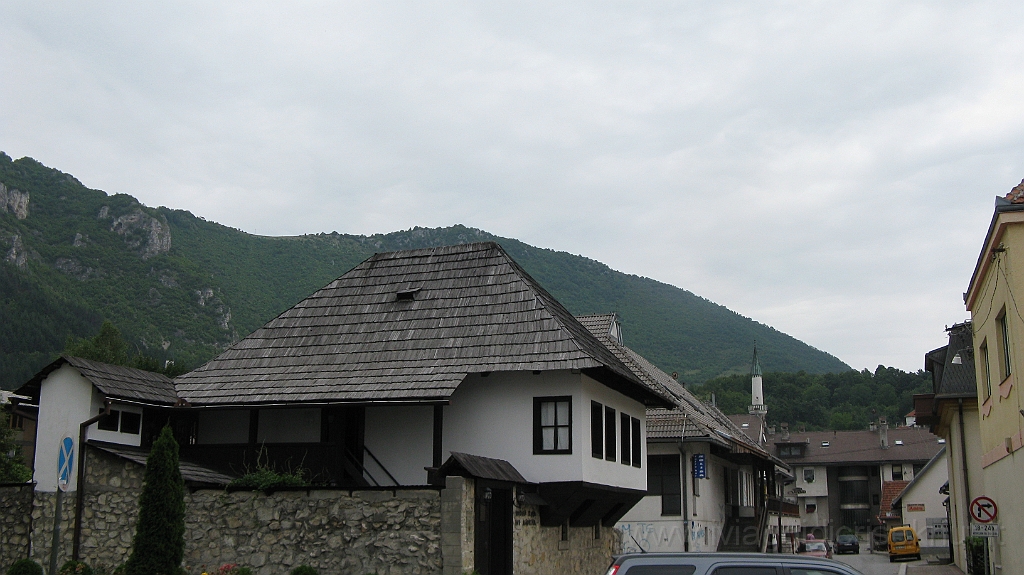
[557,427,569,450]
[541,402,555,426]
[556,401,569,424]
[120,411,141,434]
[543,428,555,450]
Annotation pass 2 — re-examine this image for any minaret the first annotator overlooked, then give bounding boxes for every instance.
[748,345,767,418]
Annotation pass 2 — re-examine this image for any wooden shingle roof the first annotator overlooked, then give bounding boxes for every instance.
[578,313,780,464]
[18,356,178,405]
[176,243,672,407]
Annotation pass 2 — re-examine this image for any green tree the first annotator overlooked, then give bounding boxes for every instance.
[63,321,187,376]
[124,426,185,575]
[0,411,32,483]
[64,321,129,365]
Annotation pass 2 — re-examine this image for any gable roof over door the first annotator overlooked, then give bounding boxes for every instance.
[176,243,673,407]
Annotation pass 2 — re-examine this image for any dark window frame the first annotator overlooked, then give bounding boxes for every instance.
[97,409,120,432]
[620,412,632,465]
[648,454,682,516]
[591,401,604,459]
[892,464,904,481]
[534,396,572,455]
[604,406,616,461]
[120,411,142,435]
[998,310,1012,379]
[631,417,642,468]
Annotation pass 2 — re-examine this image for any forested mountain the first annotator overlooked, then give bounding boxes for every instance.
[695,367,932,431]
[0,153,850,390]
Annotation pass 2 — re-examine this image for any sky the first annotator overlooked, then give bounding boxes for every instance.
[3,2,1024,372]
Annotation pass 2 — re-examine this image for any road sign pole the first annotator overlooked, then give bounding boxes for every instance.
[49,488,63,575]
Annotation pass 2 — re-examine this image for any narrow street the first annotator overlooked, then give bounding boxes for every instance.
[832,550,922,575]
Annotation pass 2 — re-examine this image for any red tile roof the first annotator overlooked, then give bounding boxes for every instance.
[880,480,911,518]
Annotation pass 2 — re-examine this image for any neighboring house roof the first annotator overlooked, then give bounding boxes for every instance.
[924,322,976,399]
[176,243,673,407]
[578,313,782,466]
[879,480,911,519]
[727,414,765,444]
[437,452,528,484]
[88,441,235,486]
[18,356,178,406]
[892,446,947,507]
[773,427,943,465]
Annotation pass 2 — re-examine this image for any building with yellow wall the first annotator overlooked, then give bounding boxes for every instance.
[917,322,981,572]
[964,185,1024,574]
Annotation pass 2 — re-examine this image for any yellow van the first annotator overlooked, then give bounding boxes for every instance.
[887,525,921,562]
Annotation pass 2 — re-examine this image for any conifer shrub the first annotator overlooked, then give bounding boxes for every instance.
[124,426,185,575]
[6,559,43,575]
[290,566,318,575]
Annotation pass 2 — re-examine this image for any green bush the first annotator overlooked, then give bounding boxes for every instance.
[227,447,308,492]
[6,559,43,575]
[227,467,307,491]
[290,566,318,575]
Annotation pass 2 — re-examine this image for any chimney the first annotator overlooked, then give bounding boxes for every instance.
[780,422,790,441]
[879,416,889,449]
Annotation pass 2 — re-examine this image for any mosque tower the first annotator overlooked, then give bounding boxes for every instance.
[748,345,767,418]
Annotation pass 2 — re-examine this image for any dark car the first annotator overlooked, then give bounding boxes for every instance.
[835,534,860,554]
[606,552,866,575]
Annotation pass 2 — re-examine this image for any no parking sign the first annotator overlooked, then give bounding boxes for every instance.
[57,437,74,491]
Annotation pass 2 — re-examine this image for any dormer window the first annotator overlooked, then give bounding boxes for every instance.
[779,445,803,457]
[395,288,421,301]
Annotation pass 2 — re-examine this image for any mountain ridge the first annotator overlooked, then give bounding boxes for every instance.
[0,153,849,389]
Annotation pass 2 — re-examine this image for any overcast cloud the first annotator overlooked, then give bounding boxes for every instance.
[3,1,1023,372]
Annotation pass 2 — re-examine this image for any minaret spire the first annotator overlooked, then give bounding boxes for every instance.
[748,343,767,418]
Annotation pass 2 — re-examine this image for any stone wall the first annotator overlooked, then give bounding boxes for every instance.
[512,506,620,575]
[30,491,77,572]
[183,488,442,575]
[0,483,35,572]
[38,446,444,575]
[439,476,474,575]
[4,447,621,575]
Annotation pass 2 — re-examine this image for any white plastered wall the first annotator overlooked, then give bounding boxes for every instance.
[617,442,686,552]
[87,390,143,447]
[364,404,434,486]
[683,443,727,551]
[899,450,949,550]
[443,370,647,489]
[33,364,94,492]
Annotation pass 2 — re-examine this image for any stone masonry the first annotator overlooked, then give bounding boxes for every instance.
[4,446,620,575]
[20,447,444,575]
[0,483,34,570]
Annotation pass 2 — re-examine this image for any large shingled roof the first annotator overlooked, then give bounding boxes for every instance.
[176,243,672,406]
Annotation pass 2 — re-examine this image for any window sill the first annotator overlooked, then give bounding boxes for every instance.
[999,375,1014,399]
[981,396,993,418]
